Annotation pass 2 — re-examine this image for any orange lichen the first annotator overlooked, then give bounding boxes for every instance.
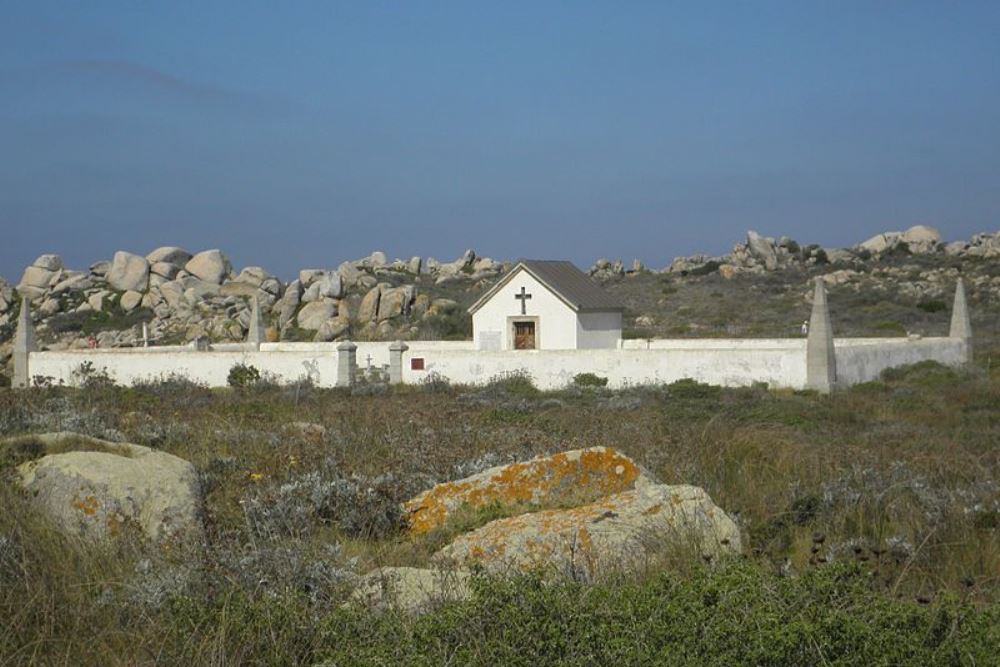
[72,495,99,517]
[406,448,644,535]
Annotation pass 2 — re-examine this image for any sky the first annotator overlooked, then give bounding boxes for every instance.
[1,1,999,280]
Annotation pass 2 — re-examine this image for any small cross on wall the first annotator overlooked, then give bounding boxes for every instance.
[515,286,532,315]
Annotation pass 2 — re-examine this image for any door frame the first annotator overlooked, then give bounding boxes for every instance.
[508,316,540,350]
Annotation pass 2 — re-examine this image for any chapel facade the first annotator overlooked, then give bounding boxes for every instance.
[468,260,623,351]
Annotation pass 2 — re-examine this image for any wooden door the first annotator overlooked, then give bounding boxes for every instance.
[514,321,536,350]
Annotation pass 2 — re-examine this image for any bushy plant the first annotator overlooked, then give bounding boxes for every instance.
[227,363,262,388]
[242,467,408,540]
[572,372,608,388]
[71,361,115,389]
[482,370,538,398]
[667,377,722,399]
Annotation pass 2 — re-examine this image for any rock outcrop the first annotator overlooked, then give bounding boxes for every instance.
[11,432,203,545]
[435,483,740,578]
[405,447,655,535]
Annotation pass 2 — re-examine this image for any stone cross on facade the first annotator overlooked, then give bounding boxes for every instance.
[515,286,532,315]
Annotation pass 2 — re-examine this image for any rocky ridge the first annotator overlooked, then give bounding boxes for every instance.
[0,247,506,374]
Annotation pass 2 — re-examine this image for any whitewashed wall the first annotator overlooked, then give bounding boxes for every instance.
[401,342,809,390]
[834,337,966,385]
[472,268,579,350]
[24,336,966,391]
[29,346,342,387]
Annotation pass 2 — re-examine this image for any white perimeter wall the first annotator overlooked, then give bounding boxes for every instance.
[472,269,579,350]
[24,336,966,391]
[29,347,342,387]
[259,341,475,370]
[402,341,808,390]
[834,337,966,385]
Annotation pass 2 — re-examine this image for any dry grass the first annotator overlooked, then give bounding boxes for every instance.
[0,358,998,664]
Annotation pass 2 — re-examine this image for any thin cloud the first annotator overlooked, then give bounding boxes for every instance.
[59,59,255,104]
[2,59,274,109]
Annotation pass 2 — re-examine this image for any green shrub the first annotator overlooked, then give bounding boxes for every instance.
[916,299,947,313]
[313,561,1000,666]
[667,378,722,400]
[227,363,262,388]
[689,260,721,276]
[483,370,538,398]
[572,372,608,388]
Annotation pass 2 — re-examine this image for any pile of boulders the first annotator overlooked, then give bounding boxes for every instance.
[0,247,507,359]
[657,226,998,282]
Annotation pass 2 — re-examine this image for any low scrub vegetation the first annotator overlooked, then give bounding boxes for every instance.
[1,359,998,664]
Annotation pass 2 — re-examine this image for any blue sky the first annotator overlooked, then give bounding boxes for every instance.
[2,1,998,280]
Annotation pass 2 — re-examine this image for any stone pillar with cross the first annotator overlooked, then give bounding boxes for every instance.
[515,286,532,315]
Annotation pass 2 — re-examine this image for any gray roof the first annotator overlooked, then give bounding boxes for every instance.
[468,260,624,314]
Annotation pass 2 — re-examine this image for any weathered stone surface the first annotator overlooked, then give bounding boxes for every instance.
[0,278,13,312]
[336,261,364,287]
[351,567,472,613]
[859,232,902,254]
[234,266,275,288]
[33,254,64,272]
[314,318,349,342]
[89,260,111,277]
[146,246,193,267]
[19,265,57,290]
[901,225,942,253]
[436,483,740,577]
[107,251,150,292]
[405,447,654,535]
[150,261,181,280]
[184,249,231,285]
[358,285,382,322]
[275,280,302,329]
[377,286,411,321]
[297,299,338,331]
[13,432,203,544]
[51,273,92,294]
[119,290,143,312]
[746,230,779,270]
[302,272,343,302]
[219,281,259,297]
[158,280,186,310]
[38,297,61,316]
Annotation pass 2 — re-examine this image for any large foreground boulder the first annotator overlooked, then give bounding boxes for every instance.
[436,484,740,579]
[405,447,655,535]
[11,432,203,545]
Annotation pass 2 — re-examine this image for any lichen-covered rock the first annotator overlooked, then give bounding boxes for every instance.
[350,567,472,613]
[405,447,654,535]
[436,483,740,578]
[12,432,203,545]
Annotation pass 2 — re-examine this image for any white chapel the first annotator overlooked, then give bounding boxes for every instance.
[468,260,624,351]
